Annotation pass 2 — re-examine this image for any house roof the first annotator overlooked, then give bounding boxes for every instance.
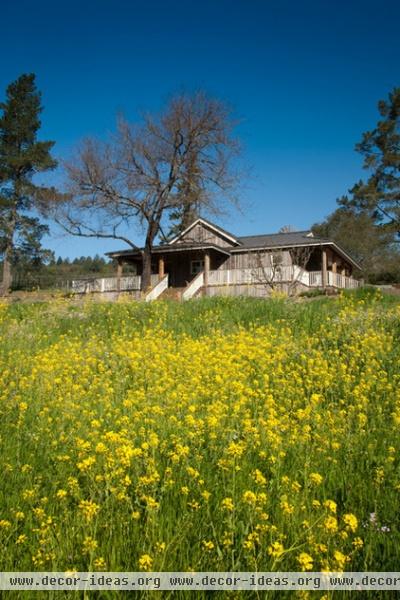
[236,230,318,248]
[106,219,361,270]
[168,217,241,246]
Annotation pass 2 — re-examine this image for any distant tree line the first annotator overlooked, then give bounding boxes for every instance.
[0,254,129,291]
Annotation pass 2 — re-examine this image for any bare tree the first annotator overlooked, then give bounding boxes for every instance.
[250,246,312,296]
[48,92,240,291]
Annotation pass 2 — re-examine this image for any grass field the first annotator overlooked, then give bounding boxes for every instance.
[0,290,399,598]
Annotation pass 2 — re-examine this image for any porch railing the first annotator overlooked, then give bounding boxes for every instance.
[71,274,159,293]
[182,271,204,300]
[145,274,169,302]
[207,266,300,285]
[327,271,361,289]
[71,268,361,295]
[207,268,361,289]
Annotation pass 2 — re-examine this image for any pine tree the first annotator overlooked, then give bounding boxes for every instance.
[0,73,57,294]
[340,87,400,237]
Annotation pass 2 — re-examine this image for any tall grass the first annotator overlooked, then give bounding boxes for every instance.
[0,289,399,598]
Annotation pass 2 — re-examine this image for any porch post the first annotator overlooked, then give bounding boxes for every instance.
[116,259,123,292]
[321,248,327,289]
[332,258,337,287]
[204,252,210,286]
[158,256,165,280]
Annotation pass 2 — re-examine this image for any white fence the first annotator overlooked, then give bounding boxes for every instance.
[71,274,160,294]
[207,266,301,285]
[208,268,360,289]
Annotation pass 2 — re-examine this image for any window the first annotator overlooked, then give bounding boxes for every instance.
[191,260,204,275]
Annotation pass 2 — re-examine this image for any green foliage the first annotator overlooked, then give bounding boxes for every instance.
[0,73,57,290]
[312,208,400,282]
[339,87,400,237]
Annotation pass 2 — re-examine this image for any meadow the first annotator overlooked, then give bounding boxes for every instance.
[0,289,399,598]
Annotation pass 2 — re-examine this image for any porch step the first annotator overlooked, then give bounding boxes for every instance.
[159,287,186,301]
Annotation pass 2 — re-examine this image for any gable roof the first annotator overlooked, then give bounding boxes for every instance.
[237,230,317,248]
[168,217,240,246]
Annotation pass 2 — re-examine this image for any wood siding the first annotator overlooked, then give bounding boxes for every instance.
[175,222,235,247]
[218,249,293,270]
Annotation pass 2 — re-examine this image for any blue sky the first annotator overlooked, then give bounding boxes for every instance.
[1,0,399,259]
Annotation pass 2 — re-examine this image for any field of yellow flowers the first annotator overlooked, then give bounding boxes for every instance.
[0,290,399,596]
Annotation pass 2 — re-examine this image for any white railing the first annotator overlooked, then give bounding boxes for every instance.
[145,274,169,302]
[71,273,161,294]
[207,268,361,290]
[327,271,361,289]
[309,271,323,287]
[208,266,298,285]
[182,271,204,300]
[309,271,361,288]
[72,275,142,293]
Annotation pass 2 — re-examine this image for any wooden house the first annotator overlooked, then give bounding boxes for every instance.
[76,217,361,299]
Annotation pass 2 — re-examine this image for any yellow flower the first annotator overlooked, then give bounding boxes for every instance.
[252,469,267,486]
[138,554,153,570]
[221,497,234,511]
[56,489,68,499]
[82,536,98,554]
[0,520,11,529]
[268,541,284,558]
[324,500,337,513]
[297,552,313,571]
[243,491,257,505]
[352,537,363,549]
[324,515,338,533]
[343,513,358,532]
[16,534,27,544]
[309,472,323,485]
[202,540,214,551]
[93,557,106,570]
[333,550,348,570]
[79,499,100,521]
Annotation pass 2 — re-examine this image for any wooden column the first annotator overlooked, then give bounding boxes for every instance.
[158,257,165,280]
[204,252,210,286]
[117,259,123,292]
[332,258,337,286]
[321,248,327,289]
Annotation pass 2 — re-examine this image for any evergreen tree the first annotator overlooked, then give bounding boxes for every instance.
[312,208,398,281]
[0,73,57,294]
[340,88,400,237]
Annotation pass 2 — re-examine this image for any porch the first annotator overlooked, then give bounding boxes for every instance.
[71,267,361,299]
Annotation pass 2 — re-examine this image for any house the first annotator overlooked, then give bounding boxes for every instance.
[74,217,361,299]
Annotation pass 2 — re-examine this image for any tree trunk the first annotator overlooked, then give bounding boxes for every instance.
[141,224,159,292]
[0,247,12,296]
[141,247,152,292]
